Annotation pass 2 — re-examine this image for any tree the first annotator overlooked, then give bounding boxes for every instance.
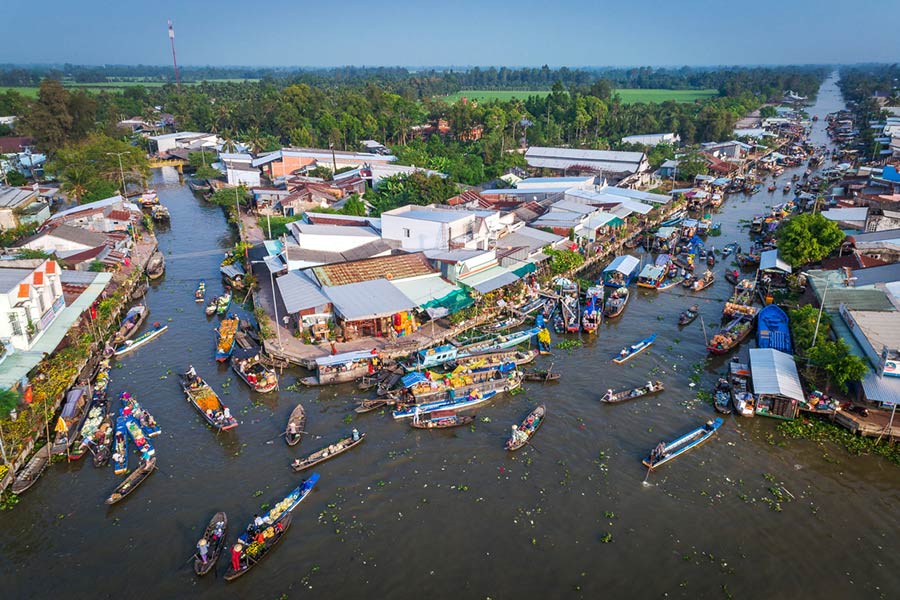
[341,194,366,216]
[367,171,459,216]
[808,339,869,393]
[776,213,844,267]
[21,79,73,152]
[5,170,26,186]
[544,247,584,275]
[49,134,149,203]
[789,304,830,354]
[676,152,709,181]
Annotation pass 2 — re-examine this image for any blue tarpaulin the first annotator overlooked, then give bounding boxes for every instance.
[401,372,428,388]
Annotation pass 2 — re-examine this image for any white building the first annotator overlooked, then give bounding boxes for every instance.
[285,222,380,253]
[621,132,680,147]
[149,131,220,155]
[381,205,476,251]
[0,259,65,352]
[0,186,49,230]
[18,224,110,254]
[219,153,262,187]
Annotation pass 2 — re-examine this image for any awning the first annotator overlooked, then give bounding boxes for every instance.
[759,249,792,273]
[861,371,900,406]
[603,255,640,275]
[511,263,538,278]
[459,265,520,294]
[314,349,376,368]
[220,263,246,279]
[749,348,804,401]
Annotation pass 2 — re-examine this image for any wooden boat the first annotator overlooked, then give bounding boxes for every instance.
[138,190,159,206]
[657,276,683,291]
[660,210,686,227]
[714,377,733,414]
[232,354,278,392]
[707,315,755,355]
[151,204,170,221]
[581,287,601,333]
[355,399,391,413]
[483,315,524,332]
[411,409,475,429]
[194,512,228,577]
[757,304,792,353]
[188,179,211,192]
[729,361,754,416]
[724,270,739,285]
[613,333,656,364]
[113,323,167,357]
[636,263,666,289]
[112,413,129,474]
[691,271,715,292]
[216,316,239,362]
[216,292,232,315]
[120,393,161,437]
[68,390,109,460]
[558,280,580,333]
[91,413,113,467]
[285,404,306,446]
[195,280,206,303]
[600,381,664,403]
[447,349,537,372]
[603,287,629,319]
[506,405,545,451]
[131,282,149,301]
[180,373,239,431]
[623,233,643,249]
[50,385,92,455]
[124,416,156,460]
[642,418,723,470]
[224,513,292,582]
[10,446,52,495]
[516,296,545,317]
[105,457,156,504]
[736,253,760,268]
[767,184,776,192]
[291,433,366,472]
[678,304,700,326]
[205,298,218,316]
[392,366,520,407]
[146,251,165,280]
[522,363,560,382]
[112,305,148,345]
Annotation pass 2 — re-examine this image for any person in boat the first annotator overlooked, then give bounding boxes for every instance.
[186,365,197,380]
[352,428,360,441]
[288,421,298,437]
[112,450,124,465]
[231,543,243,571]
[194,375,203,388]
[511,424,528,444]
[223,407,232,422]
[152,321,161,330]
[650,441,667,463]
[620,347,629,358]
[646,381,654,392]
[197,538,209,564]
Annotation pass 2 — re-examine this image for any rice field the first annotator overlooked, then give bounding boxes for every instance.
[0,79,260,97]
[443,88,719,104]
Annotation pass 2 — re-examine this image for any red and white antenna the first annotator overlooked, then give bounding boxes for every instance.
[168,19,180,88]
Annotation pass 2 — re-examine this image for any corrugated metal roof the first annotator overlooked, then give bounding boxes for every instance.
[603,255,641,275]
[495,228,564,253]
[749,348,804,402]
[391,274,460,307]
[602,186,672,205]
[220,263,246,279]
[315,349,377,368]
[759,249,792,273]
[276,271,330,314]
[849,263,900,288]
[324,279,417,321]
[526,147,645,165]
[458,265,519,294]
[861,371,900,405]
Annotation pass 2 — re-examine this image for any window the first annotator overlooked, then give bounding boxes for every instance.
[8,312,22,336]
[402,228,411,238]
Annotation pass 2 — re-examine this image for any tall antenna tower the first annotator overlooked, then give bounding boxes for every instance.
[168,19,180,88]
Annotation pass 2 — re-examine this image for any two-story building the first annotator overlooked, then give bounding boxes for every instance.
[0,259,65,352]
[0,185,50,231]
[381,205,477,251]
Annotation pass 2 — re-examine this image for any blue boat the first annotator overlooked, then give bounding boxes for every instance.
[120,393,161,437]
[757,304,792,353]
[271,473,320,521]
[602,255,641,288]
[659,210,686,227]
[114,323,168,357]
[112,413,129,475]
[613,333,656,364]
[642,417,724,470]
[393,390,499,420]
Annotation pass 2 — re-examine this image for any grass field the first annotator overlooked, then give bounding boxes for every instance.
[0,79,260,97]
[443,88,719,104]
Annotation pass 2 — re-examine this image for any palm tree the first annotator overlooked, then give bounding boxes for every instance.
[59,164,93,203]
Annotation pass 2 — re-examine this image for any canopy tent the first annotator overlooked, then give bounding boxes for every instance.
[749,348,804,402]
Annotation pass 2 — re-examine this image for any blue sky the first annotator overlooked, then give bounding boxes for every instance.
[4,0,898,66]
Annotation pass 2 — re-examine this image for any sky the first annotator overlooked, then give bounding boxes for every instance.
[3,0,899,67]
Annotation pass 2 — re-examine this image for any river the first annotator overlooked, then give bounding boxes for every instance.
[2,74,899,599]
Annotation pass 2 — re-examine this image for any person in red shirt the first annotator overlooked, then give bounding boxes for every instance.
[231,543,243,571]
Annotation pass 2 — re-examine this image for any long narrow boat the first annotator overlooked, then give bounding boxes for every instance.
[392,388,506,420]
[194,512,228,576]
[92,413,113,467]
[600,381,664,403]
[581,291,601,333]
[729,361,754,417]
[268,474,320,521]
[232,354,278,392]
[505,405,545,451]
[180,373,238,431]
[113,323,168,357]
[483,315,524,332]
[411,409,475,429]
[205,298,218,316]
[224,514,292,582]
[516,296,545,317]
[678,304,700,326]
[691,271,715,292]
[131,282,149,301]
[603,287,629,319]
[68,390,109,460]
[124,416,156,460]
[707,315,755,355]
[194,280,206,303]
[111,305,148,345]
[215,316,238,362]
[447,349,537,372]
[105,457,156,504]
[290,433,366,472]
[354,398,393,413]
[120,393,161,437]
[657,276,684,291]
[216,292,232,315]
[10,446,52,495]
[522,365,560,382]
[392,367,520,407]
[284,403,306,446]
[642,418,723,470]
[50,385,92,455]
[613,333,656,364]
[112,413,129,475]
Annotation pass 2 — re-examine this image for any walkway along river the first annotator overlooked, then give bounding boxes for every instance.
[1,75,899,599]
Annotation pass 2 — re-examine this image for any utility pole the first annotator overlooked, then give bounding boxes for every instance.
[329,142,337,175]
[106,151,128,196]
[168,20,180,89]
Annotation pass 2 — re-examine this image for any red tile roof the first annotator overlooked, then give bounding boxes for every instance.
[311,252,434,287]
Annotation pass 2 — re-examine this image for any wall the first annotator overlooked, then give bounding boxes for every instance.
[382,214,447,251]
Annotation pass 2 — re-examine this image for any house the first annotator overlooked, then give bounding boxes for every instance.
[322,279,419,340]
[0,136,34,154]
[700,140,752,160]
[525,147,649,183]
[149,131,220,156]
[307,253,435,287]
[18,224,110,255]
[657,159,679,179]
[495,225,565,257]
[381,205,477,251]
[286,222,380,254]
[361,140,389,155]
[0,185,49,230]
[621,132,680,147]
[275,270,333,336]
[44,195,141,233]
[821,207,869,231]
[251,147,397,180]
[846,229,900,263]
[0,259,65,352]
[218,153,261,187]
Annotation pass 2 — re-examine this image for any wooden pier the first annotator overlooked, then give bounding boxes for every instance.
[834,410,900,442]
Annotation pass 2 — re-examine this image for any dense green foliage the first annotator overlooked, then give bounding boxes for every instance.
[544,247,584,275]
[776,213,844,267]
[47,133,149,202]
[789,304,828,352]
[779,417,900,466]
[0,388,19,419]
[18,80,97,153]
[367,172,459,216]
[673,152,709,181]
[4,170,26,186]
[838,65,899,160]
[789,305,868,393]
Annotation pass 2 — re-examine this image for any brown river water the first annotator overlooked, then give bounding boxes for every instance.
[2,74,898,599]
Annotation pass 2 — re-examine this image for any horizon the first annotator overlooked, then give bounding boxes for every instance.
[5,0,900,66]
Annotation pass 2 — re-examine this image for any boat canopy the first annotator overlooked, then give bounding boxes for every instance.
[749,348,804,402]
[602,255,640,276]
[220,263,246,279]
[638,265,665,281]
[314,349,375,368]
[60,388,87,419]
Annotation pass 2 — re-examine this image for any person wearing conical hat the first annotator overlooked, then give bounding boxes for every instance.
[197,538,208,564]
[231,543,243,571]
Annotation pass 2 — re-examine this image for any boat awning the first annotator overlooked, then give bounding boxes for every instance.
[638,265,664,280]
[459,265,520,294]
[682,219,699,228]
[314,349,376,368]
[655,226,677,239]
[749,348,804,402]
[712,178,731,186]
[401,371,428,388]
[220,263,246,279]
[759,249,792,273]
[603,255,640,276]
[60,388,86,419]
